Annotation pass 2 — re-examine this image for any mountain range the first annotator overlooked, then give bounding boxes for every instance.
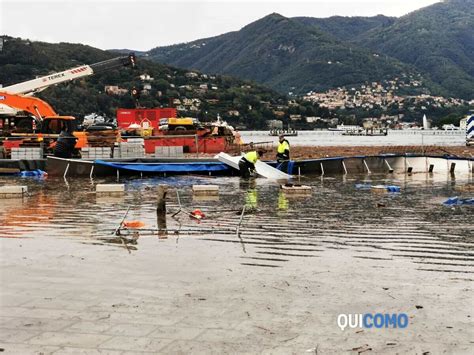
[147,0,474,100]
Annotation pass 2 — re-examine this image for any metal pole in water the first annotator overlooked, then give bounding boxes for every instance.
[363,159,371,174]
[114,206,131,236]
[384,159,393,173]
[63,163,70,179]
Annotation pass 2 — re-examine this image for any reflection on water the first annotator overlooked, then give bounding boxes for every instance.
[0,173,472,274]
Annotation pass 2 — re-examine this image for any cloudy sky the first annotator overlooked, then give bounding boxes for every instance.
[1,0,440,51]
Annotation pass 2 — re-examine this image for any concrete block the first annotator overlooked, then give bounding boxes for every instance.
[0,185,28,198]
[280,184,312,194]
[96,184,125,193]
[192,185,219,195]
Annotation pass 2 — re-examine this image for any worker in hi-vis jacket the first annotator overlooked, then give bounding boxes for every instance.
[239,150,264,178]
[276,134,290,162]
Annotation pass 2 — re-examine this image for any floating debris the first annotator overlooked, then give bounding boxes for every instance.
[355,183,400,193]
[122,221,145,228]
[443,196,474,206]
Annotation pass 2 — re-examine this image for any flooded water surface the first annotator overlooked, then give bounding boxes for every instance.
[1,173,472,274]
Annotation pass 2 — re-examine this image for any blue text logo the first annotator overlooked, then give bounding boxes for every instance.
[337,313,409,330]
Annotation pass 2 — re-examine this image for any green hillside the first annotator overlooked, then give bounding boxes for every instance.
[0,36,328,129]
[148,13,411,95]
[353,0,474,100]
[294,15,395,42]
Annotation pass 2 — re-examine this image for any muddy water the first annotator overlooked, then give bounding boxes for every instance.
[0,173,472,274]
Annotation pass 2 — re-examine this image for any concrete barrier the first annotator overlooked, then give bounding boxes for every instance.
[192,185,219,195]
[96,184,125,193]
[0,185,28,198]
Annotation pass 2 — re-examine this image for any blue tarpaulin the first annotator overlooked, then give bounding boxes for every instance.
[95,160,231,173]
[275,160,295,174]
[354,183,401,192]
[443,196,474,206]
[19,169,47,177]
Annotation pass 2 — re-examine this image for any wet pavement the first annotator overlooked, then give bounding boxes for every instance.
[0,172,473,354]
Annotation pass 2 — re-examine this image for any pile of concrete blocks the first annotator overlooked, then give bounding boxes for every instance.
[155,146,184,158]
[10,147,43,160]
[81,147,112,159]
[114,142,146,158]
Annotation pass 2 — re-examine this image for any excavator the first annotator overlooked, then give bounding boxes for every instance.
[0,53,136,155]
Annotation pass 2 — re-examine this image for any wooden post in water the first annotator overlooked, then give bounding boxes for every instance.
[157,184,168,237]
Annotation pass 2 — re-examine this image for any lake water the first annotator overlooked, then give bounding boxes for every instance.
[240,130,467,146]
[1,173,472,272]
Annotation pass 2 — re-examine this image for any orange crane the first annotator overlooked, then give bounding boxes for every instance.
[0,54,136,151]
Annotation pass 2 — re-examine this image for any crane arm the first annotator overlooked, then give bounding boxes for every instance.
[0,92,58,119]
[89,54,136,74]
[1,54,136,96]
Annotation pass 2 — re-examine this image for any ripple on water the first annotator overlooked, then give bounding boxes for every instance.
[0,174,472,273]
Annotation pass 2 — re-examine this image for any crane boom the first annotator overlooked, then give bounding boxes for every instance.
[0,92,58,118]
[1,54,136,96]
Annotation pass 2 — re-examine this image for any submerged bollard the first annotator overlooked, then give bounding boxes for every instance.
[157,184,168,236]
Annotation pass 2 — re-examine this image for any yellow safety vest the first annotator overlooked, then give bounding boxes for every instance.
[245,189,258,209]
[244,151,258,164]
[278,192,289,210]
[277,140,290,154]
